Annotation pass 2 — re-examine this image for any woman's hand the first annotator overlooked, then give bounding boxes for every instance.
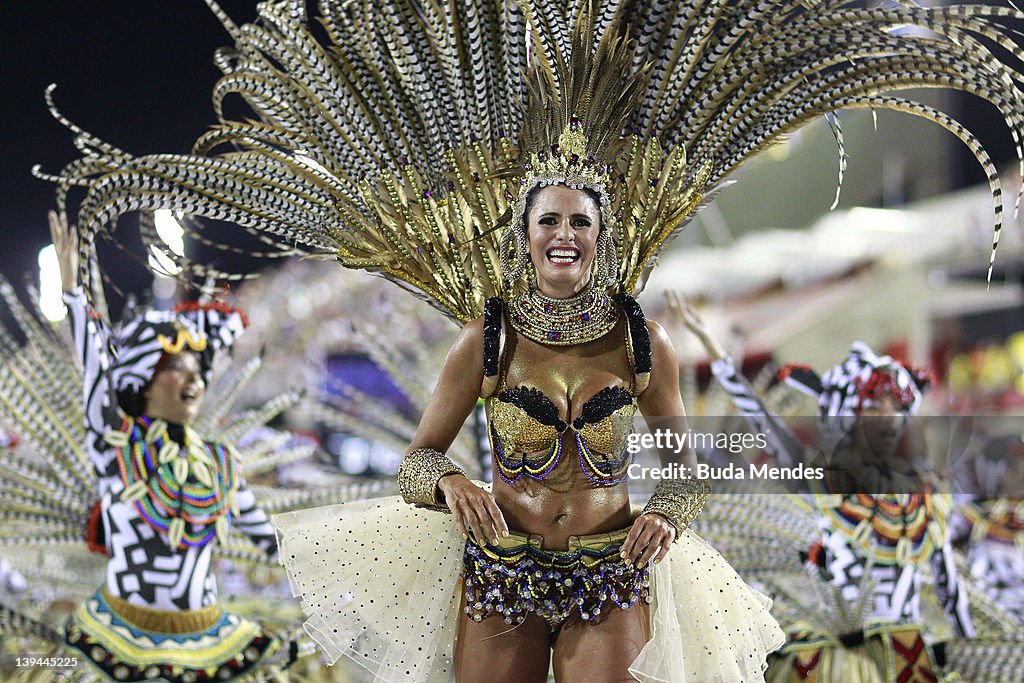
[663,291,726,361]
[438,474,509,544]
[620,512,675,566]
[48,210,79,293]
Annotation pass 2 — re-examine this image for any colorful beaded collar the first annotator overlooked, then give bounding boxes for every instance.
[105,416,238,549]
[507,285,618,345]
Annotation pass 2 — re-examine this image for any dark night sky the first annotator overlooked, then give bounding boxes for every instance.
[1,1,261,298]
[0,2,1019,300]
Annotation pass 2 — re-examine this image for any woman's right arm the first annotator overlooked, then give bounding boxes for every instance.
[51,211,121,479]
[400,318,509,545]
[666,292,804,469]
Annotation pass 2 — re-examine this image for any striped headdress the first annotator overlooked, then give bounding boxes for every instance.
[112,301,248,404]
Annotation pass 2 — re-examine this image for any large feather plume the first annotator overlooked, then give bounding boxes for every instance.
[37,0,1024,321]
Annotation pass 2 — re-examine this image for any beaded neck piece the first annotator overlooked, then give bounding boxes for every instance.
[815,492,948,566]
[507,284,618,345]
[962,499,1024,547]
[104,416,238,550]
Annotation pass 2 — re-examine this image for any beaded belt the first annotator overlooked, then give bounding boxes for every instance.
[462,526,650,633]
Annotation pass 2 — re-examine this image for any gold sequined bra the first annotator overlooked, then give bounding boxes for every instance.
[480,295,652,486]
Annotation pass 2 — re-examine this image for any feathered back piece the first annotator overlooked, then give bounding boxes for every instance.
[519,5,648,163]
[39,0,1024,323]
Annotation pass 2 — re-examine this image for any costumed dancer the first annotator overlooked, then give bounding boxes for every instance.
[672,295,1024,682]
[0,230,391,682]
[280,182,788,682]
[33,0,1024,680]
[951,432,1024,626]
[48,212,297,683]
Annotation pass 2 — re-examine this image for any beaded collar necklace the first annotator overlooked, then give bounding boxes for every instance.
[105,416,238,550]
[507,284,618,345]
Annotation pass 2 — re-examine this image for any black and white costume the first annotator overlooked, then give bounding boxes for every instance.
[708,343,973,681]
[710,350,973,637]
[62,288,292,683]
[951,434,1024,626]
[66,289,276,610]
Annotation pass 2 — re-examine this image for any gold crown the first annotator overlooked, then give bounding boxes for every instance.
[523,122,611,190]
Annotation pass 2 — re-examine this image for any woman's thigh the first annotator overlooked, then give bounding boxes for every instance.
[551,601,650,683]
[454,587,552,683]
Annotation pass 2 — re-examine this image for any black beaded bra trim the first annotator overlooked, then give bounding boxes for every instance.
[498,387,568,432]
[497,384,634,433]
[571,386,634,430]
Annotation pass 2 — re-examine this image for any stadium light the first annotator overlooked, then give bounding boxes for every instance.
[38,244,66,321]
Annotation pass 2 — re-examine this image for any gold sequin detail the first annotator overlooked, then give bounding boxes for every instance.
[643,478,712,533]
[397,448,464,511]
[577,408,637,456]
[487,398,559,456]
[486,384,637,459]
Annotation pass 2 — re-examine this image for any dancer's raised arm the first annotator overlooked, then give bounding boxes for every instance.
[52,210,120,481]
[667,291,805,469]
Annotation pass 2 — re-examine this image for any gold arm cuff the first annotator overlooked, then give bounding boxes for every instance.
[397,448,465,511]
[642,477,712,536]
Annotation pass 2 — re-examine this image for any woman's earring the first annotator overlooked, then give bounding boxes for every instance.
[594,228,617,288]
[500,226,527,284]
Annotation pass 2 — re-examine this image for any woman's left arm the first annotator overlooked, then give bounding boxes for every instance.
[620,321,703,567]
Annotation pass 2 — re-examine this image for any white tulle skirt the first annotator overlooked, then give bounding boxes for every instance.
[273,493,784,682]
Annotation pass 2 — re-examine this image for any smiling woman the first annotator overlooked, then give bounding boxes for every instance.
[46,212,297,682]
[275,165,784,681]
[526,186,602,299]
[272,195,784,683]
[143,351,206,425]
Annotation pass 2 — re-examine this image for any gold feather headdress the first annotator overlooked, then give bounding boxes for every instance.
[38,0,1024,323]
